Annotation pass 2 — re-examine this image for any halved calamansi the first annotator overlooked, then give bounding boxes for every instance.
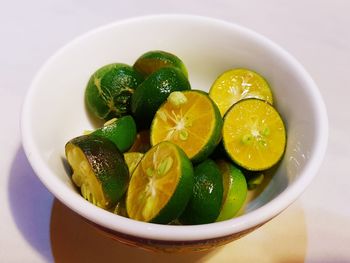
[65,135,129,209]
[223,98,286,171]
[126,141,193,224]
[209,68,273,116]
[150,90,222,163]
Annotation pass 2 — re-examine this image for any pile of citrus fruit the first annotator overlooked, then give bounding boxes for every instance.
[64,50,287,225]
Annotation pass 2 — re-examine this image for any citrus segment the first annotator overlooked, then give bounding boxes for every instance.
[209,68,273,116]
[126,141,193,224]
[223,99,286,171]
[216,160,248,221]
[150,90,222,163]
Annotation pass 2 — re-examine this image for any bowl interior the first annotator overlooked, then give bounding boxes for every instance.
[22,15,327,241]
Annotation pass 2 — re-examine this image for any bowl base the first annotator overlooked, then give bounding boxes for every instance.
[89,219,265,253]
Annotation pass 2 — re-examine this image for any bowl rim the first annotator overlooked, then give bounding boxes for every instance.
[21,14,328,241]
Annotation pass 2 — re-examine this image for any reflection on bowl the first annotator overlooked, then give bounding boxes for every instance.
[22,14,328,251]
[50,199,307,260]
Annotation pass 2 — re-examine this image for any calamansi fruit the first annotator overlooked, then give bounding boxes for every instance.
[223,98,286,171]
[91,115,137,152]
[179,159,223,225]
[85,63,143,120]
[65,135,129,209]
[216,160,248,221]
[131,67,191,128]
[126,141,193,224]
[150,90,222,163]
[133,50,188,78]
[209,68,273,116]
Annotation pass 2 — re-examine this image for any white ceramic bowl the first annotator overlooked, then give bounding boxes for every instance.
[21,15,328,251]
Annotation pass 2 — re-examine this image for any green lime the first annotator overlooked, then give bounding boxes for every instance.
[126,141,194,224]
[133,50,188,78]
[216,160,247,221]
[91,115,137,152]
[131,67,191,128]
[65,134,129,209]
[85,63,143,120]
[179,159,223,225]
[223,98,286,171]
[150,90,222,163]
[209,68,273,116]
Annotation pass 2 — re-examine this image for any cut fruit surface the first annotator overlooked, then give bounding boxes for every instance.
[150,90,222,163]
[223,99,286,171]
[65,135,129,209]
[123,152,144,175]
[209,68,273,116]
[126,141,193,224]
[131,66,191,128]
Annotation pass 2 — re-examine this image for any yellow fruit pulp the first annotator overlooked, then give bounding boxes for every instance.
[126,142,181,222]
[123,152,144,175]
[151,91,218,160]
[223,99,286,171]
[209,68,273,116]
[65,144,109,208]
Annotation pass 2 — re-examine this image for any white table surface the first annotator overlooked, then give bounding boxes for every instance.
[1,0,349,262]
